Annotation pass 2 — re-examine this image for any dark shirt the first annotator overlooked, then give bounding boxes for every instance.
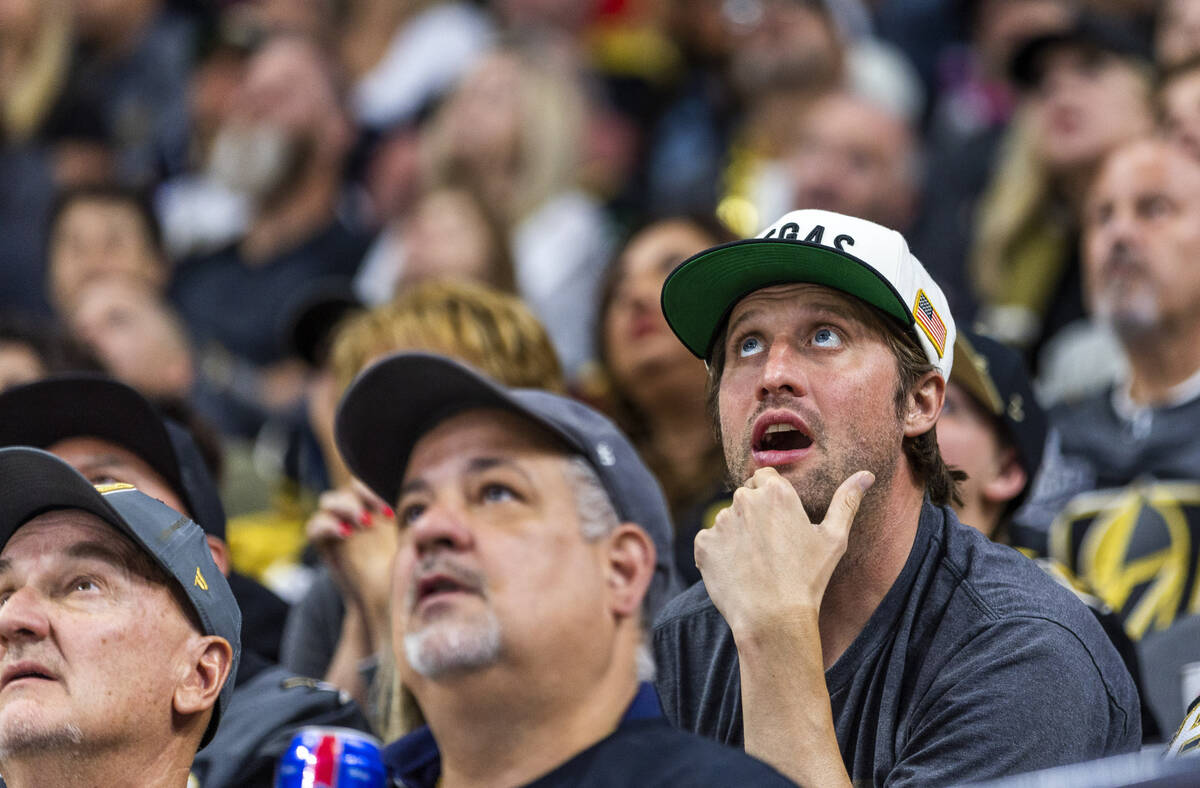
[228,570,289,665]
[653,502,1141,786]
[170,220,369,367]
[385,682,795,787]
[279,566,344,680]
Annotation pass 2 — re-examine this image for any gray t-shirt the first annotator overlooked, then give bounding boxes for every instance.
[652,502,1141,786]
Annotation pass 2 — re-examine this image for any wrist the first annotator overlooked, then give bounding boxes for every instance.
[729,605,820,657]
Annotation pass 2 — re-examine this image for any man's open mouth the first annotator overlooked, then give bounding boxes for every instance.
[754,422,813,453]
[413,572,480,609]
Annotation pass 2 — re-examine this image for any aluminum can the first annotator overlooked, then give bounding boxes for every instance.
[275,726,387,788]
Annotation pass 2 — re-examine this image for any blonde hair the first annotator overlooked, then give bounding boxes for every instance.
[1,0,72,143]
[330,278,564,397]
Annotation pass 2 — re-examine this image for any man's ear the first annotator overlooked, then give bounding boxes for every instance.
[605,524,656,620]
[904,370,945,438]
[205,535,231,576]
[174,636,234,718]
[981,446,1028,506]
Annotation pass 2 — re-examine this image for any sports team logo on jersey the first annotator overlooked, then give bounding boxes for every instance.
[1165,700,1200,757]
[912,290,946,358]
[1050,481,1200,640]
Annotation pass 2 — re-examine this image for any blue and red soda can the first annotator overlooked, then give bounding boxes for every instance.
[275,726,387,788]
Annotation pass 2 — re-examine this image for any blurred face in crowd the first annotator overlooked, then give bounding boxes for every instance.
[973,0,1073,78]
[1160,67,1200,162]
[0,344,44,395]
[67,279,193,400]
[936,384,1022,538]
[0,0,40,43]
[0,511,202,761]
[48,198,165,313]
[400,188,497,290]
[436,52,524,172]
[209,36,348,201]
[788,93,917,230]
[728,0,840,96]
[1158,0,1200,69]
[1028,46,1152,174]
[603,220,714,408]
[393,410,620,685]
[46,438,184,515]
[716,285,908,522]
[40,437,229,575]
[1083,139,1200,339]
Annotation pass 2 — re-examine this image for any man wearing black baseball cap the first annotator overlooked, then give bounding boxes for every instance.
[0,447,239,788]
[336,352,794,786]
[651,208,1140,785]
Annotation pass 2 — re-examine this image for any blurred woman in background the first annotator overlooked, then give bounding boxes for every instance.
[594,214,733,585]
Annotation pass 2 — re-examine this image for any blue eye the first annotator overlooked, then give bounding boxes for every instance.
[738,336,764,358]
[481,484,518,503]
[398,503,425,527]
[813,328,842,348]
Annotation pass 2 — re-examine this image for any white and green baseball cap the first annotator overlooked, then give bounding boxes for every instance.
[660,209,955,380]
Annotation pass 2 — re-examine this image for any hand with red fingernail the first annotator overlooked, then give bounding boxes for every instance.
[305,478,399,629]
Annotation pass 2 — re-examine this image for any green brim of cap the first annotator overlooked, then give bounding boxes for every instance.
[661,238,911,359]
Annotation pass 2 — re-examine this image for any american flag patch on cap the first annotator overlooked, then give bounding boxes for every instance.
[913,289,946,358]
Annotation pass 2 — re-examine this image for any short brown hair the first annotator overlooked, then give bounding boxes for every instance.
[705,297,962,507]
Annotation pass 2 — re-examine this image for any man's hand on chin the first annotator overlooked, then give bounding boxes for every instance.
[694,467,875,638]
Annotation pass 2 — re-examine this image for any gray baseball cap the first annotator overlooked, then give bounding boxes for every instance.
[0,447,241,747]
[335,352,681,619]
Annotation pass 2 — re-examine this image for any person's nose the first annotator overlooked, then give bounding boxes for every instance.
[758,338,809,401]
[0,587,51,647]
[409,501,475,560]
[1101,205,1141,253]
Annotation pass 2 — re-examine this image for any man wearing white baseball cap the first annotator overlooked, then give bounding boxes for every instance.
[652,209,1141,785]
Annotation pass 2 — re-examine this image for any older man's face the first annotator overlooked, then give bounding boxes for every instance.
[0,511,198,757]
[1083,140,1200,338]
[392,409,615,685]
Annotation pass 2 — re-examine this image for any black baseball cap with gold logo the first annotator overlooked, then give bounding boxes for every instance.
[950,331,1048,497]
[0,447,241,746]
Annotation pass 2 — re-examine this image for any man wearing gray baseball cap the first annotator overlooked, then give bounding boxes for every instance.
[336,352,794,786]
[0,447,239,788]
[652,208,1141,785]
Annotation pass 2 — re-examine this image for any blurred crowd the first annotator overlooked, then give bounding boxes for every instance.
[5,0,1200,782]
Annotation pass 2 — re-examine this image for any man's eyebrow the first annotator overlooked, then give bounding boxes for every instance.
[726,302,859,339]
[399,456,536,497]
[71,455,134,479]
[726,307,762,341]
[464,456,534,483]
[398,477,430,499]
[65,540,139,573]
